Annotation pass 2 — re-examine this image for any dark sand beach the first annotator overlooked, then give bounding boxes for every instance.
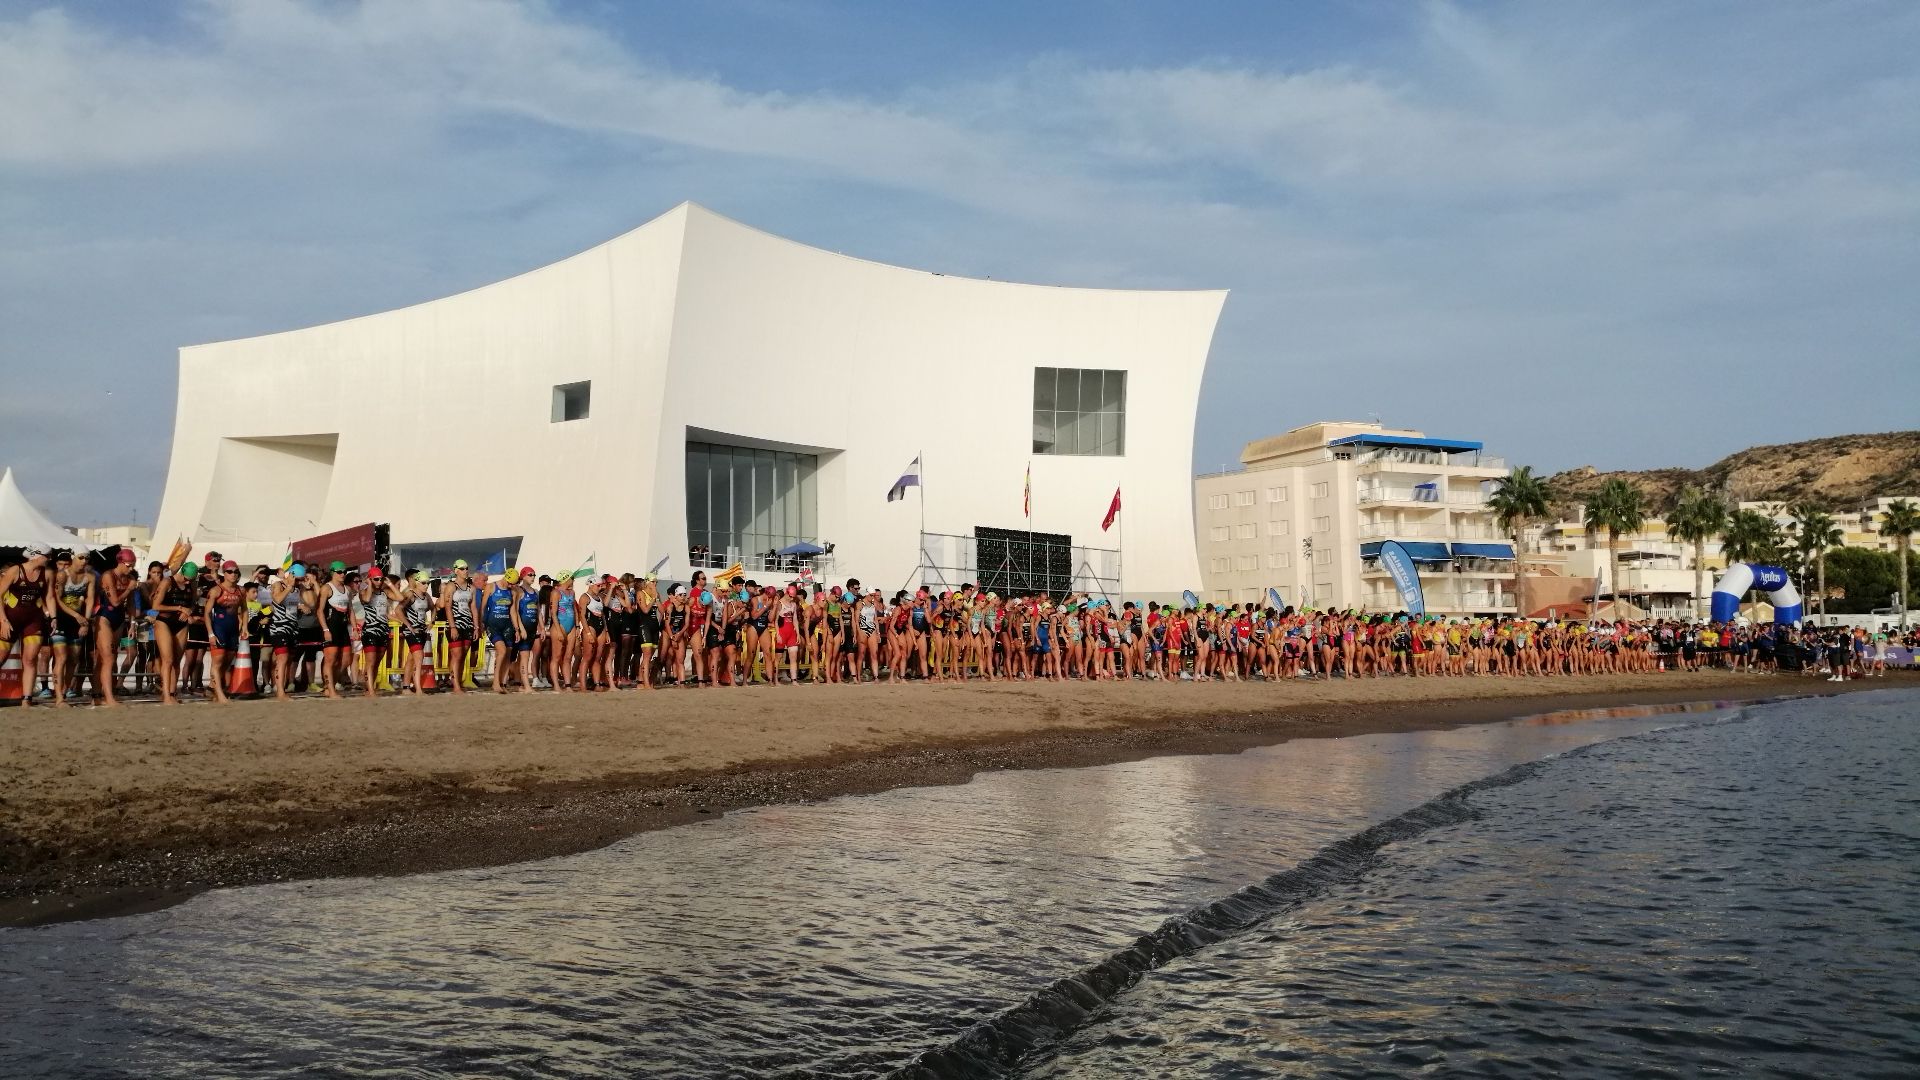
[2,670,1905,926]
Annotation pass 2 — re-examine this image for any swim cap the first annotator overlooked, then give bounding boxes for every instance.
[453,559,469,570]
[519,566,534,579]
[290,562,306,578]
[328,560,346,573]
[181,561,198,579]
[699,590,713,606]
[504,568,520,584]
[117,549,137,564]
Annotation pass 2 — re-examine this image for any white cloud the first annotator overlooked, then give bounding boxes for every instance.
[0,0,1915,523]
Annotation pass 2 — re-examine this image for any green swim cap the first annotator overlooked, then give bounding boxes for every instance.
[181,561,198,579]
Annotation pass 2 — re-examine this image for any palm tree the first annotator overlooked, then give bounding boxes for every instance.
[1879,499,1920,629]
[1583,478,1647,615]
[1487,465,1552,618]
[1790,502,1842,618]
[1720,508,1783,619]
[1722,508,1781,564]
[1668,485,1728,620]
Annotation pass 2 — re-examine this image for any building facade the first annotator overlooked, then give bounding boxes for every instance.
[152,203,1227,598]
[1193,422,1515,613]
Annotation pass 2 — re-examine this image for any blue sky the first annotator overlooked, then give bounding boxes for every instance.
[2,0,1916,525]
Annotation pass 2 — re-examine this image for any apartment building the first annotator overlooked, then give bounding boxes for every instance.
[1531,518,1715,619]
[1193,422,1515,614]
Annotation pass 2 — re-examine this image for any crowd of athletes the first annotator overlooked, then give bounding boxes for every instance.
[0,543,1909,706]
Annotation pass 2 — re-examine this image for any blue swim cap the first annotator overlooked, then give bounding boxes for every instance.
[290,562,306,578]
[699,590,713,606]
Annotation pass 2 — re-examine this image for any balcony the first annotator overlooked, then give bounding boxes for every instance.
[1354,448,1508,473]
[1363,589,1516,613]
[1357,521,1449,539]
[1357,522,1507,541]
[1356,485,1488,507]
[1361,561,1513,580]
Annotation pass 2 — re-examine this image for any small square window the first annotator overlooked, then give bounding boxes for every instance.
[552,381,591,423]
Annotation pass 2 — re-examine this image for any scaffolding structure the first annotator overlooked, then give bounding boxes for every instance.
[910,529,1121,602]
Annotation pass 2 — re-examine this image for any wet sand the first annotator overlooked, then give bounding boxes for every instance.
[2,671,1906,926]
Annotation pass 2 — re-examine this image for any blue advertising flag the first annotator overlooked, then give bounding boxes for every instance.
[1376,540,1426,616]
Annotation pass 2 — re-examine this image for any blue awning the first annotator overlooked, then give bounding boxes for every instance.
[1360,541,1452,562]
[1329,433,1484,453]
[1451,542,1516,559]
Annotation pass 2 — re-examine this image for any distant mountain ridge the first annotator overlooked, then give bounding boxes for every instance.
[1545,431,1920,513]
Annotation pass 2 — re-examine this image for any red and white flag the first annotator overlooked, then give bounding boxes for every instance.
[1101,487,1122,531]
[1023,462,1032,519]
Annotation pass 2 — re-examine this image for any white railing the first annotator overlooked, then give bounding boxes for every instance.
[1354,449,1508,471]
[1357,486,1443,504]
[1358,523,1508,540]
[1447,492,1486,506]
[1357,521,1448,539]
[1454,592,1517,610]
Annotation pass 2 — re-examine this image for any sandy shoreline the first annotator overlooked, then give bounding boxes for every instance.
[2,671,1907,926]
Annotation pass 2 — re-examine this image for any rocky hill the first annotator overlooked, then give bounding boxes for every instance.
[1545,431,1920,513]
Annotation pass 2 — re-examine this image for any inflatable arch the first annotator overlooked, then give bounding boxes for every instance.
[1709,563,1803,626]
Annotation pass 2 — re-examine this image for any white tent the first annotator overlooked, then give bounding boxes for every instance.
[0,468,91,550]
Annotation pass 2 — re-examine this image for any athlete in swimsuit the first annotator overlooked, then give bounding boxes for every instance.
[316,562,354,699]
[45,551,95,706]
[205,561,245,703]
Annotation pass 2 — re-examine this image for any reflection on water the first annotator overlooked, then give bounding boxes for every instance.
[1,701,1748,1078]
[1026,690,1920,1078]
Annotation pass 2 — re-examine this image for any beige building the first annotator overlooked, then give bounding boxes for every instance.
[1193,422,1514,614]
[73,524,153,553]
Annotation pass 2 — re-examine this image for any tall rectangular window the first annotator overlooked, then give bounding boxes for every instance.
[1033,367,1126,456]
[685,441,818,563]
[1233,490,1255,507]
[1268,486,1288,502]
[1207,493,1228,510]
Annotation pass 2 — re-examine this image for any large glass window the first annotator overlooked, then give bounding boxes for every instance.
[1033,367,1126,456]
[686,441,818,564]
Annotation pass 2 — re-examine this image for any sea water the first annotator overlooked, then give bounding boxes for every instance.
[2,692,1912,1078]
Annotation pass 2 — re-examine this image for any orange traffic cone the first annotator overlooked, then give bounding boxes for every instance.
[228,639,259,697]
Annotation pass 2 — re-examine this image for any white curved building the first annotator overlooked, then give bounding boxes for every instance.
[153,203,1226,598]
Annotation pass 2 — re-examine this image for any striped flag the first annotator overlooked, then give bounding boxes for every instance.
[1023,462,1031,518]
[573,553,597,578]
[887,455,921,502]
